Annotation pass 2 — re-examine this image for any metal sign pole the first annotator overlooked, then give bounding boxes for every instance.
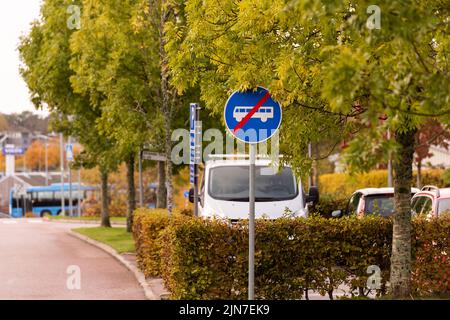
[68,171,72,216]
[308,142,313,188]
[190,103,201,217]
[194,170,199,217]
[68,138,73,217]
[60,133,65,217]
[248,143,256,300]
[223,87,282,301]
[77,169,82,217]
[194,104,201,217]
[45,140,49,186]
[139,149,144,208]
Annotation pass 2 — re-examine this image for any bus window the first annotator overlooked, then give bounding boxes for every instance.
[33,191,54,201]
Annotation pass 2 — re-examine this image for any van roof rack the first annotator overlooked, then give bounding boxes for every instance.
[207,154,283,160]
[421,185,440,197]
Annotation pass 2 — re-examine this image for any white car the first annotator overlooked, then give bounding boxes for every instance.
[189,155,318,220]
[332,187,420,218]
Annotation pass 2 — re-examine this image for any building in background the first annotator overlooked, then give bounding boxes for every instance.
[328,143,450,174]
[426,146,450,168]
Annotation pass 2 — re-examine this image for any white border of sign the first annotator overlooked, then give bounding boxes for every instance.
[223,86,282,145]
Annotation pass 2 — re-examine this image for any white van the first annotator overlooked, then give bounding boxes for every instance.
[189,155,319,220]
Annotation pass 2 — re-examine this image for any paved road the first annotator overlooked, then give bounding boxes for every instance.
[0,219,145,300]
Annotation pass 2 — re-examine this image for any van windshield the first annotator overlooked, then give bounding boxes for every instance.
[364,195,395,217]
[208,166,298,202]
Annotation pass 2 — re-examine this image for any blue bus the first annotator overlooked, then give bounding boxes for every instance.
[10,183,97,218]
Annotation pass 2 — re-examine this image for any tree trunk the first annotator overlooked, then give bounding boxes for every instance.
[126,153,136,233]
[100,169,111,228]
[159,0,173,214]
[313,143,320,188]
[390,126,416,299]
[416,160,422,189]
[157,160,167,208]
[164,126,173,214]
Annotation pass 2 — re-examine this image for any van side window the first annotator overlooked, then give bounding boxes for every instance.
[347,193,361,216]
[412,196,428,215]
[420,197,432,215]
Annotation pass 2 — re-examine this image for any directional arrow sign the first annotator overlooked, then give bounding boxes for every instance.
[142,152,166,162]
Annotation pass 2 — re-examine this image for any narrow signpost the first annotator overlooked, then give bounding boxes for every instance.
[138,149,144,208]
[190,103,201,217]
[59,133,65,217]
[224,87,282,300]
[66,140,74,217]
[45,140,49,186]
[77,169,82,217]
[141,149,168,210]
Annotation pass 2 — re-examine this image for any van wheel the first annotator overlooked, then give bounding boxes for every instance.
[40,211,52,218]
[56,210,62,216]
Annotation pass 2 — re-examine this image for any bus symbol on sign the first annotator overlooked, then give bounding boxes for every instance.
[224,87,282,144]
[233,106,274,123]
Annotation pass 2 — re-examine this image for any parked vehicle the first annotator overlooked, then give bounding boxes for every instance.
[189,155,319,220]
[332,187,420,218]
[411,186,450,218]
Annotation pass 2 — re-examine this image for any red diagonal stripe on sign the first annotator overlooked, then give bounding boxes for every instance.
[233,91,272,134]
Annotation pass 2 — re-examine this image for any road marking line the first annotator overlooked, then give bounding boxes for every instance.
[27,220,43,224]
[2,220,18,224]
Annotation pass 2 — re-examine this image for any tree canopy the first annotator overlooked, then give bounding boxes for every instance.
[166,0,450,298]
[18,0,449,298]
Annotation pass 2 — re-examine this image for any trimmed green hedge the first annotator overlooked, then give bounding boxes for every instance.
[133,209,450,299]
[133,208,170,277]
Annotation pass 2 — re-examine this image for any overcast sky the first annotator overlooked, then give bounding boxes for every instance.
[0,1,48,116]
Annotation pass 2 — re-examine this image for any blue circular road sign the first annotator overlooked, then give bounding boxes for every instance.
[224,87,282,144]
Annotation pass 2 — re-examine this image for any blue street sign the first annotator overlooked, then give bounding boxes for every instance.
[190,104,198,185]
[224,87,282,144]
[184,191,190,199]
[2,146,25,156]
[66,143,74,161]
[190,104,196,132]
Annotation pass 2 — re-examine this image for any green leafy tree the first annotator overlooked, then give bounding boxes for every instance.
[140,0,205,214]
[165,0,355,178]
[69,0,190,227]
[19,0,119,227]
[309,2,449,298]
[0,114,9,131]
[167,0,449,298]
